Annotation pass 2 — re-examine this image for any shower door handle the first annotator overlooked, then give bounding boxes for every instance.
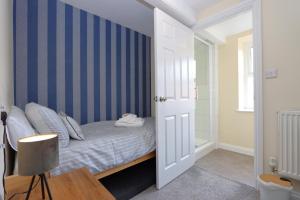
[195,84,199,100]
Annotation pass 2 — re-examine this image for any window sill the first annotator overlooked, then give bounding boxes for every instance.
[236,109,254,113]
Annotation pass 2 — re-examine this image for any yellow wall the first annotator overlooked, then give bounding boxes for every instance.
[262,0,300,171]
[218,31,254,149]
[202,0,300,172]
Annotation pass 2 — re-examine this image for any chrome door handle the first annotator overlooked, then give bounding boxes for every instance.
[159,96,167,102]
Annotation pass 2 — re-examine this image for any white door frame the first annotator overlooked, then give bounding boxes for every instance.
[193,0,263,188]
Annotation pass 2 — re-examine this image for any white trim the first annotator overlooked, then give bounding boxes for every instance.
[143,0,196,27]
[195,142,216,161]
[252,0,264,188]
[192,0,263,189]
[195,30,225,44]
[218,143,254,156]
[194,35,211,46]
[192,0,254,31]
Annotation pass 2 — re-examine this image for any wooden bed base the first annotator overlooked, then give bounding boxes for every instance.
[94,151,156,180]
[5,151,156,190]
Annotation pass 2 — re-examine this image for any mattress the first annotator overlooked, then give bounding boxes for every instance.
[50,117,156,176]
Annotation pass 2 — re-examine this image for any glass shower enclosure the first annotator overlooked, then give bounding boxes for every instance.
[194,37,212,149]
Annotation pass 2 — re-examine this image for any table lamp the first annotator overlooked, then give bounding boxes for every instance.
[18,134,59,200]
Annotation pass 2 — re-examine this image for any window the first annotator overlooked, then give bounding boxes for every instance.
[238,35,254,111]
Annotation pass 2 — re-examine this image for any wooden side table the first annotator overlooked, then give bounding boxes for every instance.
[5,168,116,200]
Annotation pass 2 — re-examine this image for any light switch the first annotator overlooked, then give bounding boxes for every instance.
[264,68,278,79]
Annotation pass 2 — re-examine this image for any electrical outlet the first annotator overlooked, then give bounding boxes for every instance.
[264,68,278,79]
[269,156,277,166]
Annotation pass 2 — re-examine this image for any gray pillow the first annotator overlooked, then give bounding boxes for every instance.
[25,103,70,148]
[7,106,36,151]
[59,112,85,140]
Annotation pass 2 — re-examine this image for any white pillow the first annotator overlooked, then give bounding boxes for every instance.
[7,106,36,151]
[25,102,70,148]
[59,112,85,140]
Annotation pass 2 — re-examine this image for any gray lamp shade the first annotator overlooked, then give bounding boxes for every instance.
[18,134,59,176]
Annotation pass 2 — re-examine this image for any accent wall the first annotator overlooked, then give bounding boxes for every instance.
[13,0,152,124]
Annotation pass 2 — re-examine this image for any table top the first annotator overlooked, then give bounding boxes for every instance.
[5,168,116,200]
[259,174,292,188]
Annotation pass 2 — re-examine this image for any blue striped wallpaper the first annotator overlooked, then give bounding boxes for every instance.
[13,0,151,124]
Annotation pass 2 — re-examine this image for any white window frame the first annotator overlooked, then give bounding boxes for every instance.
[238,35,254,112]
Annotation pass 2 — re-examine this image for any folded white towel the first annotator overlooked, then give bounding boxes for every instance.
[115,113,145,127]
[115,120,144,127]
[122,113,137,118]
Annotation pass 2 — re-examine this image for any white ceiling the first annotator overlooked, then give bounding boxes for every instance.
[184,0,223,14]
[60,0,250,40]
[61,0,154,37]
[205,10,252,42]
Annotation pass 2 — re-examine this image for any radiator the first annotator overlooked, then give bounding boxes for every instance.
[278,111,300,180]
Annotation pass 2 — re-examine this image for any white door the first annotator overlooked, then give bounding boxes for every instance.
[154,8,195,189]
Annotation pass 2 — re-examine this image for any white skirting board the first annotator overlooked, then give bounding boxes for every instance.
[217,143,254,156]
[195,142,216,161]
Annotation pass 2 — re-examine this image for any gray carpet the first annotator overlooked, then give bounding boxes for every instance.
[196,149,255,187]
[131,166,258,200]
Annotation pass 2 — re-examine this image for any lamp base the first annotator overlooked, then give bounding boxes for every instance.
[25,173,53,200]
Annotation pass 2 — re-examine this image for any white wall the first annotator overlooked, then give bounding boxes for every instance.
[0,0,14,199]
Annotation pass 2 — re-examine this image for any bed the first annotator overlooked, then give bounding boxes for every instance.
[51,117,156,176]
[5,116,156,179]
